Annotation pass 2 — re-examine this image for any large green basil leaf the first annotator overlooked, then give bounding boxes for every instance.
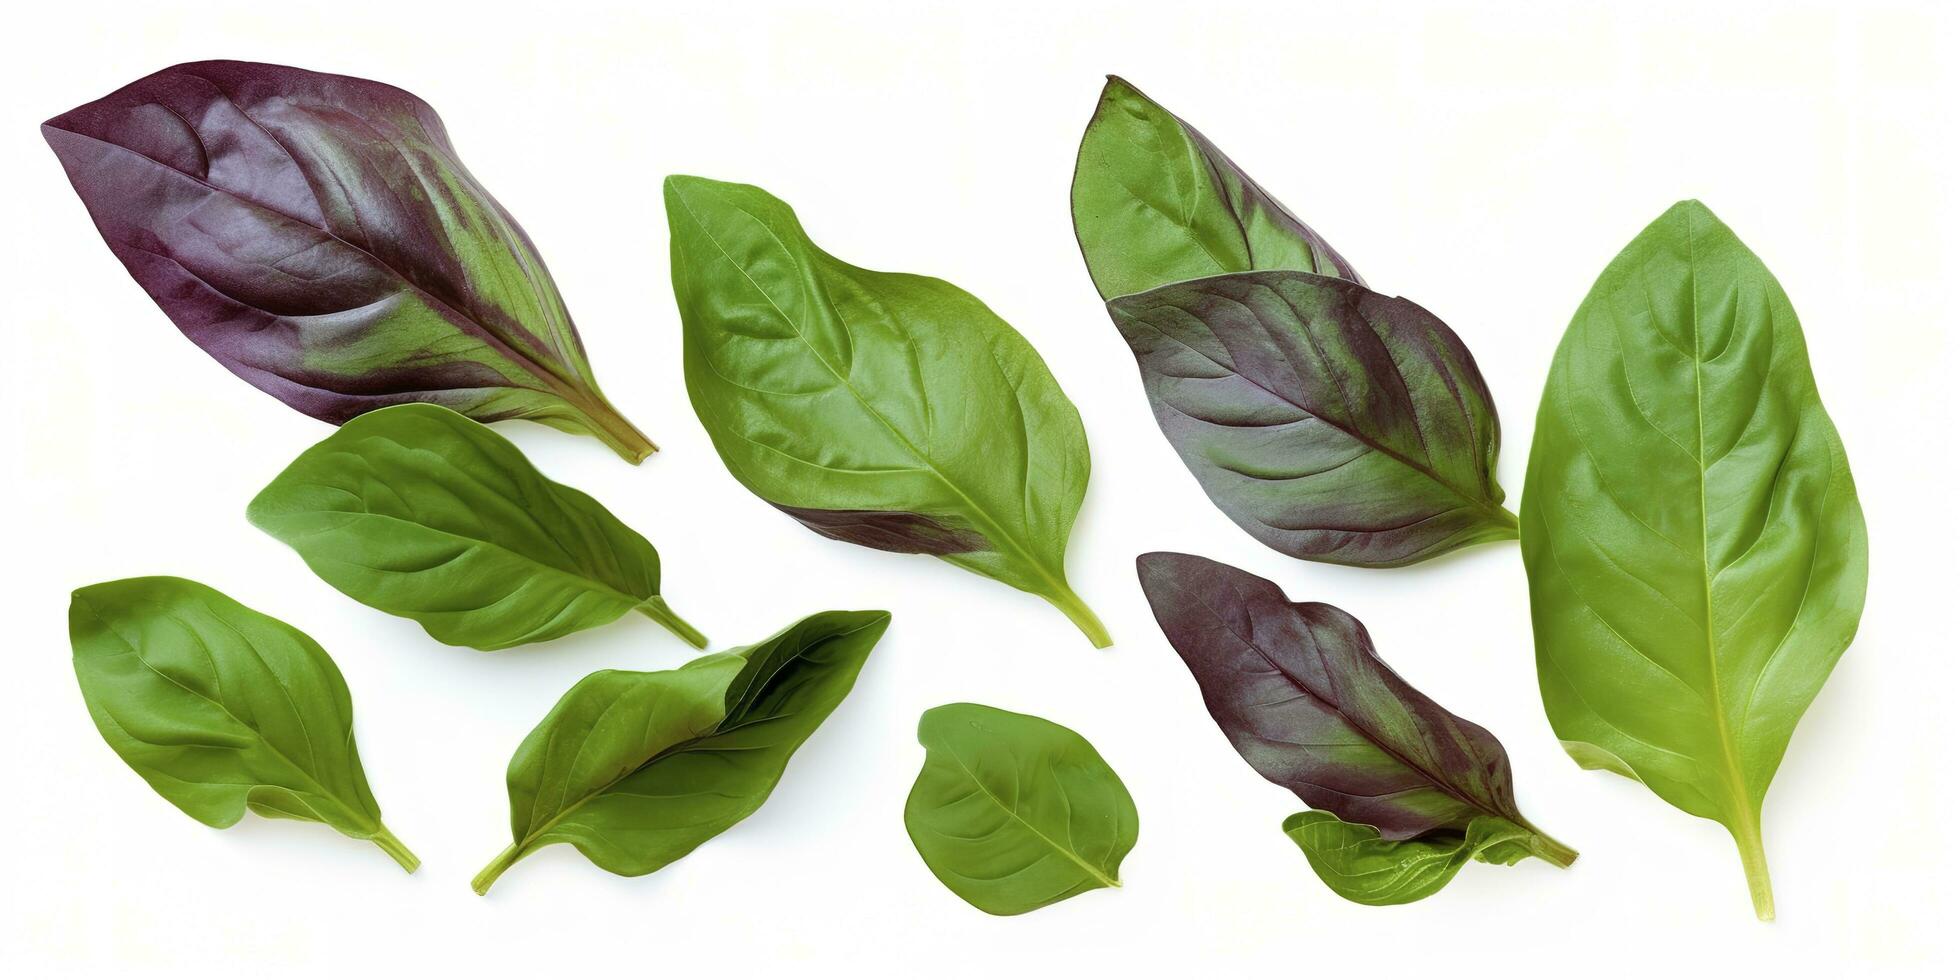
[664,175,1108,647]
[43,61,653,461]
[1282,811,1533,906]
[1521,200,1867,920]
[248,403,703,651]
[1109,272,1517,566]
[69,576,418,871]
[472,610,889,894]
[1070,75,1361,301]
[904,702,1138,916]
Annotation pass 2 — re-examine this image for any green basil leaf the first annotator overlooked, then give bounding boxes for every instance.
[664,175,1109,647]
[472,610,890,894]
[43,61,654,462]
[248,403,703,652]
[69,576,417,871]
[1109,271,1517,566]
[1070,76,1361,301]
[1521,200,1867,920]
[1282,811,1533,906]
[904,702,1138,916]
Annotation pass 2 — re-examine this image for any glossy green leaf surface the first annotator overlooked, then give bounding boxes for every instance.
[249,404,703,651]
[665,175,1108,646]
[1070,76,1361,301]
[1521,201,1867,920]
[69,577,417,871]
[1282,811,1531,906]
[473,610,889,893]
[904,703,1138,916]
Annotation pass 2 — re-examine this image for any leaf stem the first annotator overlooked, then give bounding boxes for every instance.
[1046,587,1112,648]
[583,396,658,463]
[369,825,421,873]
[472,842,524,895]
[1732,819,1776,921]
[1519,824,1579,868]
[640,597,708,649]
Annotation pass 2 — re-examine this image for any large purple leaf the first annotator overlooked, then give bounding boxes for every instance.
[42,60,654,461]
[1135,551,1569,860]
[1109,271,1517,567]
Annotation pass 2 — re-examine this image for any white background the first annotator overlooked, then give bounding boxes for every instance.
[2,0,1950,975]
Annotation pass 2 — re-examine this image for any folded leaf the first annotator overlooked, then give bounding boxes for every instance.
[43,60,653,461]
[1071,76,1361,300]
[1136,552,1573,896]
[248,404,703,651]
[1282,811,1532,906]
[1521,200,1867,920]
[664,175,1109,646]
[472,610,890,893]
[904,703,1138,916]
[69,577,417,871]
[1110,272,1517,566]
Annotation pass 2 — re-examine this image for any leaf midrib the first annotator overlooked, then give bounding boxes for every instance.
[937,749,1119,889]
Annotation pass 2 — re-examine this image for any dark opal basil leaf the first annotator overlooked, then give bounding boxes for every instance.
[1137,552,1573,902]
[70,577,417,871]
[1521,201,1867,920]
[472,610,889,894]
[1109,272,1517,566]
[904,703,1138,916]
[1282,811,1533,906]
[42,60,654,462]
[1070,75,1361,301]
[248,404,703,651]
[665,175,1109,647]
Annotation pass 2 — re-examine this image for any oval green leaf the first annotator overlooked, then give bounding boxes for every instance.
[1282,811,1533,906]
[904,703,1138,916]
[69,576,417,871]
[248,403,704,651]
[1520,200,1868,920]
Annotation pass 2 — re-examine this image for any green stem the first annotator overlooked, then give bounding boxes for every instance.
[1520,824,1579,869]
[1047,586,1112,648]
[369,825,420,873]
[640,597,708,649]
[584,396,658,463]
[1733,820,1776,921]
[472,842,524,895]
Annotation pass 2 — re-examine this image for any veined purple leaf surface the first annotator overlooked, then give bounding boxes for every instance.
[42,60,654,461]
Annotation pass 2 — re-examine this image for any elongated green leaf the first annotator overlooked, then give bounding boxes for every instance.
[1110,272,1517,566]
[904,703,1138,916]
[1071,76,1361,300]
[248,403,703,651]
[69,577,417,871]
[664,175,1108,646]
[1282,811,1532,906]
[43,61,654,461]
[1521,200,1867,920]
[472,610,889,893]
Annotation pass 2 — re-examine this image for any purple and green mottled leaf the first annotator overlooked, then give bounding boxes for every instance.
[43,60,653,461]
[1070,76,1362,301]
[1136,552,1573,902]
[1109,272,1516,567]
[665,175,1109,647]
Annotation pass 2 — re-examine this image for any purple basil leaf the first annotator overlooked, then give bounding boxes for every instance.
[1136,551,1573,864]
[1108,271,1517,567]
[42,60,654,462]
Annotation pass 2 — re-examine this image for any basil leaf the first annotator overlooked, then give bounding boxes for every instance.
[904,703,1138,916]
[1070,75,1361,302]
[1520,201,1867,920]
[1282,812,1533,906]
[664,175,1109,646]
[1137,552,1574,901]
[43,60,653,462]
[472,610,890,894]
[1109,271,1517,566]
[69,576,417,871]
[248,404,703,651]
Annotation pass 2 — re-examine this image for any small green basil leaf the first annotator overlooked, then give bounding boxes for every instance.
[1521,200,1867,920]
[1110,272,1517,566]
[69,577,417,871]
[248,403,703,652]
[1070,75,1361,301]
[904,703,1138,916]
[472,610,890,894]
[1282,812,1533,906]
[664,175,1109,647]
